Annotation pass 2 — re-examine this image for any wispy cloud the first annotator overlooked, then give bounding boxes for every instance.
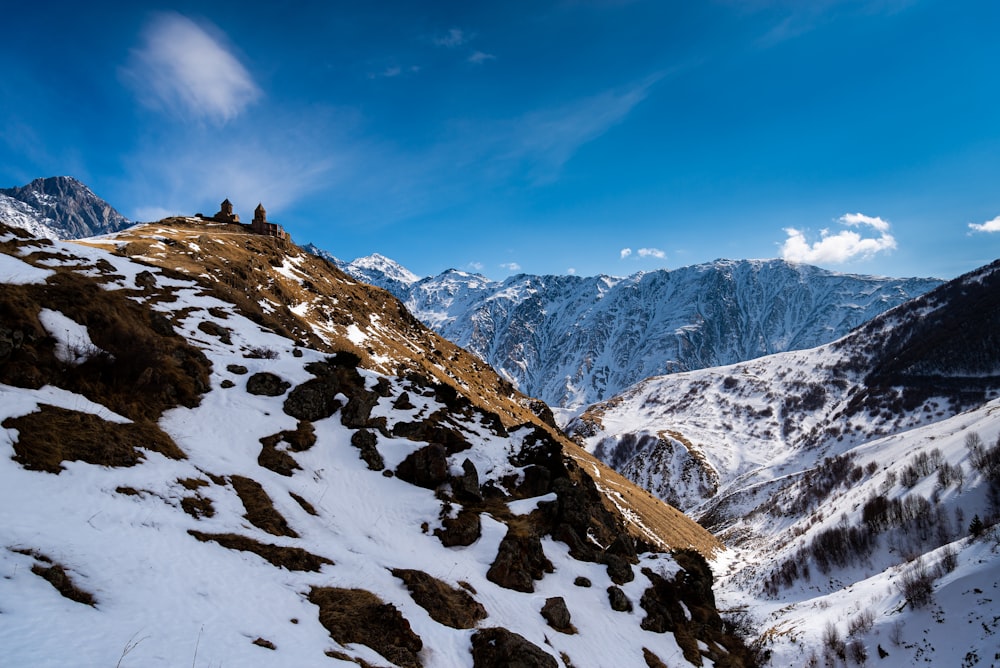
[466,261,484,272]
[500,262,522,271]
[121,12,260,123]
[968,215,1000,234]
[637,247,665,258]
[620,248,632,259]
[479,76,659,184]
[468,51,496,64]
[781,212,897,264]
[433,28,469,48]
[567,267,577,275]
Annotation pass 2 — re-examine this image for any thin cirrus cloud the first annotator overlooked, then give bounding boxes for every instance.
[433,28,469,48]
[468,51,496,64]
[968,216,1000,233]
[121,12,261,123]
[781,213,897,264]
[500,262,522,271]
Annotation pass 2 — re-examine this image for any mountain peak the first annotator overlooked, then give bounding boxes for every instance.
[348,252,420,285]
[0,175,130,239]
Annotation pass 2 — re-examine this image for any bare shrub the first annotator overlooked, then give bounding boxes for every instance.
[936,545,958,575]
[847,639,868,665]
[847,608,875,637]
[898,559,935,608]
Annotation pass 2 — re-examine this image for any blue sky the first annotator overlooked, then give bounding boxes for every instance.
[2,1,999,280]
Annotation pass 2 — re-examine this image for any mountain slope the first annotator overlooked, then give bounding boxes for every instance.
[566,259,1000,666]
[0,219,750,668]
[327,255,941,409]
[0,176,132,240]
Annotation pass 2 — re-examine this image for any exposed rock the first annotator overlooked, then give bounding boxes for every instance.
[258,434,300,477]
[283,377,343,421]
[198,320,232,345]
[227,364,248,375]
[246,372,290,397]
[393,391,415,410]
[434,508,482,547]
[470,627,557,668]
[453,458,482,502]
[134,270,156,289]
[540,596,575,634]
[486,524,553,593]
[395,444,448,489]
[573,576,591,588]
[607,585,633,612]
[351,429,385,471]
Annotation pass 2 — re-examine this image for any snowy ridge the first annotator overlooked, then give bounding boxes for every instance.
[0,222,749,668]
[324,254,941,409]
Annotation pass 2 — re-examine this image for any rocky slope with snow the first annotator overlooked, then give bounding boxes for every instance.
[567,259,1000,666]
[0,176,132,240]
[325,254,941,410]
[0,219,751,668]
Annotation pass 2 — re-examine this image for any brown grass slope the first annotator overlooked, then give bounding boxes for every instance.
[71,217,720,557]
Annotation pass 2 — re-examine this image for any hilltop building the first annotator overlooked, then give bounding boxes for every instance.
[212,198,240,224]
[209,199,286,239]
[250,203,286,239]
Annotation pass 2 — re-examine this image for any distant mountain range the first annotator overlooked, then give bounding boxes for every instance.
[314,248,942,410]
[0,176,131,240]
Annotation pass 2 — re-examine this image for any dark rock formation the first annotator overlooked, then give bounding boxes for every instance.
[470,628,557,668]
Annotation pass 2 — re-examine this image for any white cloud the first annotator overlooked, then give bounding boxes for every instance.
[969,215,1000,233]
[500,262,522,271]
[840,211,891,232]
[781,212,897,264]
[567,267,577,275]
[468,51,496,64]
[466,261,484,272]
[434,28,468,48]
[620,248,632,259]
[122,12,260,123]
[637,247,665,259]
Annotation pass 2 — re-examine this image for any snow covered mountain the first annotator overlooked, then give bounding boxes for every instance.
[0,176,132,240]
[324,255,941,409]
[567,259,1000,666]
[0,218,752,667]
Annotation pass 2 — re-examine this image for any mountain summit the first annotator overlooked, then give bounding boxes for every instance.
[0,176,132,240]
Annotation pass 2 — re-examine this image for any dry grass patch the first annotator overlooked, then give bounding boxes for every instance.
[309,587,423,668]
[3,404,185,473]
[11,548,97,607]
[289,491,318,516]
[0,272,211,422]
[187,531,331,571]
[31,563,96,606]
[229,475,298,537]
[390,568,487,629]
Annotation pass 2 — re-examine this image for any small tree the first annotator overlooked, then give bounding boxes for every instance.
[970,514,985,538]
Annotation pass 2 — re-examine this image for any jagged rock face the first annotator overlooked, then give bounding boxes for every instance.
[0,176,131,239]
[329,256,941,408]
